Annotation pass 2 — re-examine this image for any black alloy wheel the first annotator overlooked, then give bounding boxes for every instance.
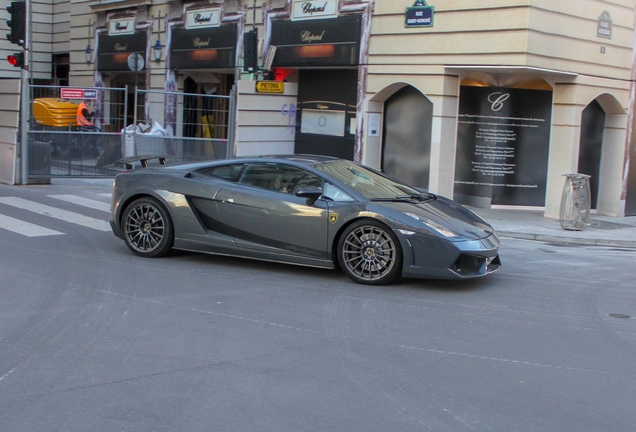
[122,197,174,257]
[337,219,402,285]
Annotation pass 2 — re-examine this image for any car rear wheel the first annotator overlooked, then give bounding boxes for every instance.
[337,220,402,285]
[122,197,174,257]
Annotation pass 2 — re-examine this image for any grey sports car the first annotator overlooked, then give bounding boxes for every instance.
[110,155,501,285]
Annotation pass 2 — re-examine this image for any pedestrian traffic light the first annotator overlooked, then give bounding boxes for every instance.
[6,1,26,46]
[243,29,258,73]
[7,52,24,68]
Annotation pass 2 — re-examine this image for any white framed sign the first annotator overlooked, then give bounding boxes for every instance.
[109,18,135,36]
[301,109,345,137]
[186,8,221,29]
[368,113,381,137]
[292,0,338,21]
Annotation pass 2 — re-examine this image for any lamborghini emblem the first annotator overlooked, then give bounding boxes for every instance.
[329,213,339,224]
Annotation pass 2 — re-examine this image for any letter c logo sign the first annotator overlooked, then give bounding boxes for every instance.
[488,92,510,112]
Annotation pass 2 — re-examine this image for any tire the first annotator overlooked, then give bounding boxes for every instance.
[337,219,402,285]
[122,197,174,258]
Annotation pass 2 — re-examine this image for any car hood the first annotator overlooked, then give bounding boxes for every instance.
[374,196,495,240]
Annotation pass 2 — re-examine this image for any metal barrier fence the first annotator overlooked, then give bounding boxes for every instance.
[28,85,233,179]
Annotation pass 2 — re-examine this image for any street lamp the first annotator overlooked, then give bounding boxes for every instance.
[153,12,163,62]
[85,19,93,63]
[153,38,162,62]
[85,43,93,63]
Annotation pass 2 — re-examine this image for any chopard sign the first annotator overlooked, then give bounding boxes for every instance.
[193,13,213,24]
[109,18,135,35]
[114,43,128,52]
[302,2,327,14]
[292,0,337,20]
[193,37,211,47]
[186,8,220,29]
[301,30,325,43]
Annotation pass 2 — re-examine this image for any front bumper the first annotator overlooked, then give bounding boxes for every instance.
[400,231,501,280]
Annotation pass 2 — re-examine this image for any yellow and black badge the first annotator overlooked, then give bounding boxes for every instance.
[329,213,339,224]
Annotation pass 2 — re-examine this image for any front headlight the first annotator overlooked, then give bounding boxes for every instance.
[404,212,458,238]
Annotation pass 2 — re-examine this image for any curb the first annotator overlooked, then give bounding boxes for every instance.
[497,231,636,249]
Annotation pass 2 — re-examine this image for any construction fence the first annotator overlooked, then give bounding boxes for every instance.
[28,85,234,178]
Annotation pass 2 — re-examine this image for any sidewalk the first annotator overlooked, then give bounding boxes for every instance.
[469,207,636,248]
[37,178,636,249]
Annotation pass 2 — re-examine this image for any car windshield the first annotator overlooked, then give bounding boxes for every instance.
[313,159,434,201]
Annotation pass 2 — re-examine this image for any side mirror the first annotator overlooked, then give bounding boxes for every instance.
[295,186,323,206]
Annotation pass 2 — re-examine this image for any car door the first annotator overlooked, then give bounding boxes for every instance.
[214,162,330,259]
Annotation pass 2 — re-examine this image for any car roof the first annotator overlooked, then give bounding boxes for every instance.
[156,154,341,172]
[252,154,339,164]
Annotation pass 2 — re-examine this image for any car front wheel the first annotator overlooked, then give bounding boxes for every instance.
[122,197,174,257]
[337,220,402,285]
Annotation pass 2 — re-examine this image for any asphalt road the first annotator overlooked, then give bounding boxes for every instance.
[0,180,635,432]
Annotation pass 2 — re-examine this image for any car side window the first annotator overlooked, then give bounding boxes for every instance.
[323,182,355,202]
[196,164,246,182]
[238,163,323,194]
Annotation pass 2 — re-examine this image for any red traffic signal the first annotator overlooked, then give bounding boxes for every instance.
[7,52,24,68]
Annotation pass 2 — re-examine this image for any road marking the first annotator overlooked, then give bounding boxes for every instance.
[0,196,111,232]
[48,194,111,213]
[0,213,64,237]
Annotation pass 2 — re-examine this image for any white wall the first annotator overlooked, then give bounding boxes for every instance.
[0,79,20,184]
[234,80,298,157]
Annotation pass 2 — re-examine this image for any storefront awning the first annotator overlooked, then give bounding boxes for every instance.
[445,65,578,77]
[98,32,147,72]
[170,24,237,70]
[270,15,362,68]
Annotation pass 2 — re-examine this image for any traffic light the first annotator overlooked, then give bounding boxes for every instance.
[7,52,24,68]
[243,29,258,73]
[6,1,26,46]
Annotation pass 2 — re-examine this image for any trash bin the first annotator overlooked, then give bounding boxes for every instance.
[559,173,591,231]
[121,124,137,158]
[121,122,169,158]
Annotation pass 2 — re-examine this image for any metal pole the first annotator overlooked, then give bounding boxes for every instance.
[133,71,138,155]
[123,85,129,157]
[18,0,31,184]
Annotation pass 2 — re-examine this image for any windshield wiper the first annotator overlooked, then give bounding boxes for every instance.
[396,192,436,202]
[370,193,436,203]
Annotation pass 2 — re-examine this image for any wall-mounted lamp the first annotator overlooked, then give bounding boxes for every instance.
[85,19,93,63]
[153,39,162,62]
[85,44,93,63]
[153,13,164,62]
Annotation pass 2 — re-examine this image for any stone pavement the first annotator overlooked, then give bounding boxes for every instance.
[469,207,636,249]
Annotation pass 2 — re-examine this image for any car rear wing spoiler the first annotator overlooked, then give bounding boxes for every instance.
[118,155,180,169]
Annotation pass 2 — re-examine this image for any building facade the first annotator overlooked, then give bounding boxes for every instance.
[364,0,635,218]
[2,0,636,217]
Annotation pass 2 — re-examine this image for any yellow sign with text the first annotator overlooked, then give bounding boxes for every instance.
[256,81,285,93]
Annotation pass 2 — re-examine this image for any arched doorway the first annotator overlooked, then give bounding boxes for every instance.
[576,94,626,215]
[578,100,605,209]
[382,85,432,189]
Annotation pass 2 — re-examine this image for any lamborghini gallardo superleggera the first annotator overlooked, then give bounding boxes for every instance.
[110,155,501,285]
